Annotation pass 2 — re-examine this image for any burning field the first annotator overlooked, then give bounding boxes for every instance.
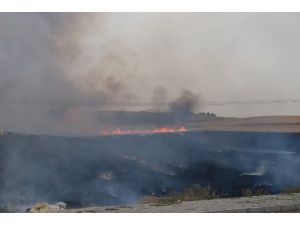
[100,126,188,135]
[1,13,300,214]
[1,126,300,212]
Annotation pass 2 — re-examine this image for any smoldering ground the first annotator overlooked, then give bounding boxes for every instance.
[1,131,300,211]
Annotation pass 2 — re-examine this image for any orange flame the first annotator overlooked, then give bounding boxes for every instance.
[100,126,188,136]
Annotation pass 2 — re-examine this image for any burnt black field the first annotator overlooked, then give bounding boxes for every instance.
[1,131,300,210]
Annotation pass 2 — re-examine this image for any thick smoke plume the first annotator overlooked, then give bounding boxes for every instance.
[168,90,201,116]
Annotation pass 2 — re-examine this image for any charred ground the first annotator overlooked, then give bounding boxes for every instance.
[1,128,300,210]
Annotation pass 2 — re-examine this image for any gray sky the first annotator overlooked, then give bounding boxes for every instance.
[1,13,300,134]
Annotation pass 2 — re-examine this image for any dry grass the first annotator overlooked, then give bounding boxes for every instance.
[241,187,270,197]
[188,115,300,133]
[139,185,274,205]
[139,185,219,205]
[283,186,300,194]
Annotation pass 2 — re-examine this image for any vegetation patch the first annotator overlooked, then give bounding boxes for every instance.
[241,187,270,197]
[139,184,273,205]
[283,186,300,194]
[139,185,219,205]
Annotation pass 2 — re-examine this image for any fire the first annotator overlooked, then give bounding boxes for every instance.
[100,126,188,136]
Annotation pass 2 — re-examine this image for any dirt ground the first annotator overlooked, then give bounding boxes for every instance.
[65,193,300,213]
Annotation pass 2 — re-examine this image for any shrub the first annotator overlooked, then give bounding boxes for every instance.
[241,187,270,197]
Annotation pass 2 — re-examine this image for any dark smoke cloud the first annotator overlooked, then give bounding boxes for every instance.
[168,90,201,116]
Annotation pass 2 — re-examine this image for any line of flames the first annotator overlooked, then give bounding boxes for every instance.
[100,126,188,136]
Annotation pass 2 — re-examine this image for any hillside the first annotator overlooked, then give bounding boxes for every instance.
[188,115,300,133]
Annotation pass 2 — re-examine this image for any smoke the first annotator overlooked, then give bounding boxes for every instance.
[1,13,300,135]
[0,13,140,135]
[0,13,77,134]
[55,14,138,102]
[151,86,168,112]
[168,90,201,116]
[1,13,300,211]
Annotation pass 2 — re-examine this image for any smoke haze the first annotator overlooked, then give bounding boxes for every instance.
[1,13,300,135]
[1,13,300,211]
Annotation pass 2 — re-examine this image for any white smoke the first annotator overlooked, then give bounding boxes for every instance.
[1,13,300,135]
